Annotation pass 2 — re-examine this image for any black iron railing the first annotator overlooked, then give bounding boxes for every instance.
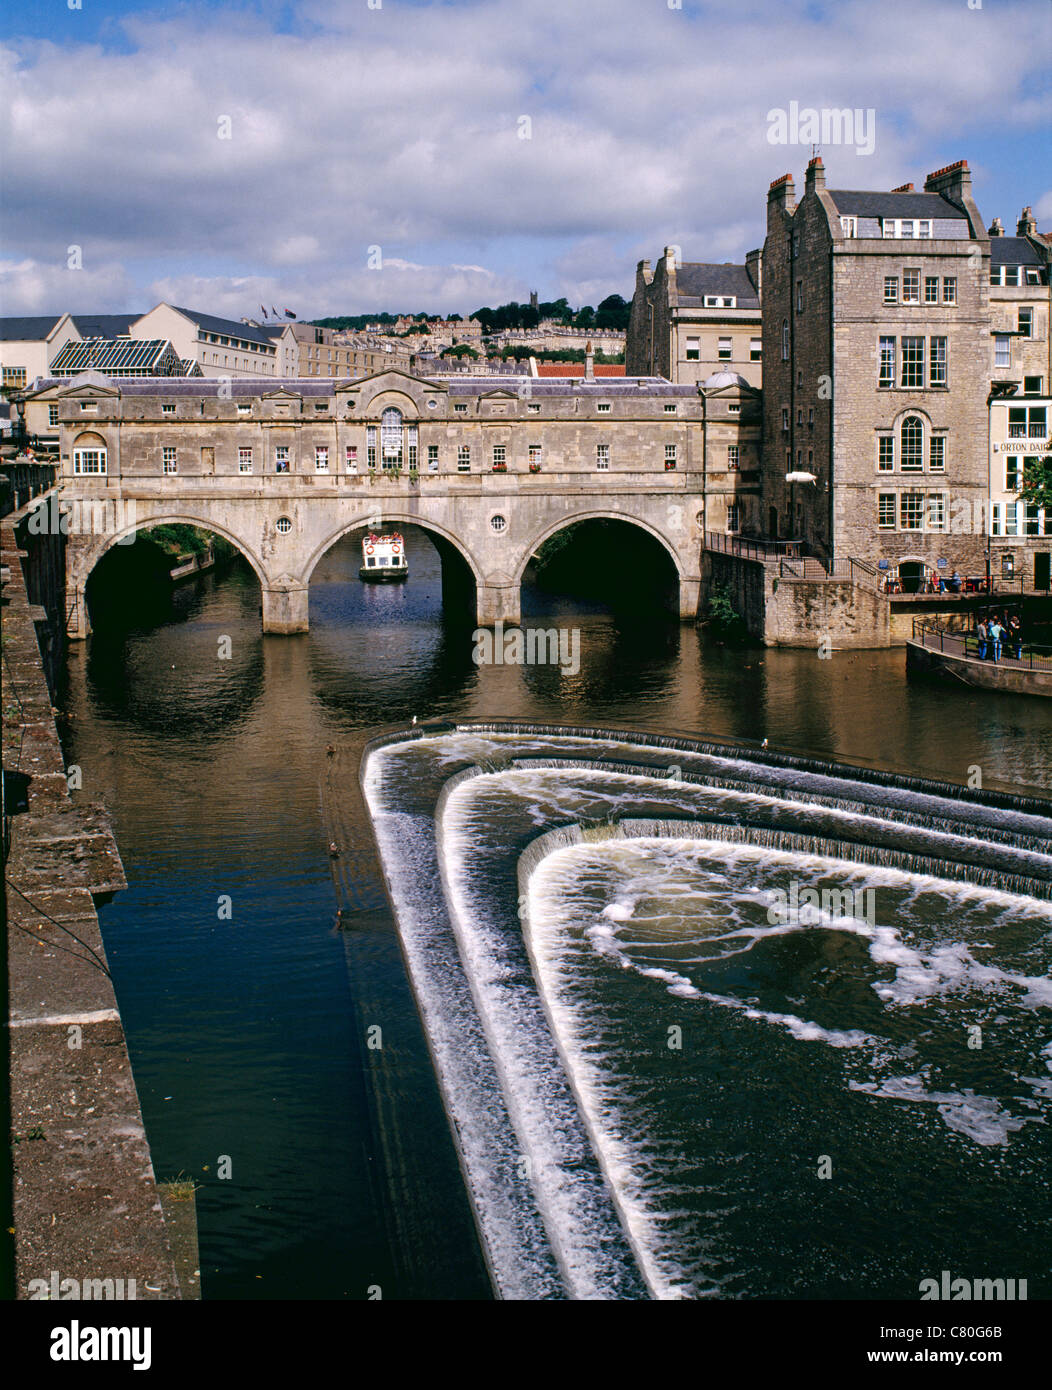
[911,619,1052,671]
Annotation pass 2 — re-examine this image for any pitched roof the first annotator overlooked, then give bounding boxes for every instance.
[172,307,277,346]
[990,235,1045,267]
[827,189,966,220]
[673,263,759,306]
[51,338,180,375]
[0,314,65,341]
[535,363,627,377]
[71,313,142,339]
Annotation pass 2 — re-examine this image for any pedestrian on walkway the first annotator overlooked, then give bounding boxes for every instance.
[976,618,988,660]
[1008,615,1022,660]
[988,617,1005,663]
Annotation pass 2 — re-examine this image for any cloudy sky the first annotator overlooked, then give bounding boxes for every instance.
[2,0,1049,322]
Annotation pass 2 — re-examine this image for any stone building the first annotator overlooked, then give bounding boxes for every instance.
[28,365,761,633]
[626,246,762,387]
[761,157,996,589]
[271,321,411,378]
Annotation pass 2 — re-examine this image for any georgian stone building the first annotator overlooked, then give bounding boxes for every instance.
[29,366,761,633]
[761,157,999,587]
[627,246,762,387]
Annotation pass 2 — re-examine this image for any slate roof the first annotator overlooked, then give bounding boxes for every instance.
[172,307,278,346]
[71,313,142,339]
[673,263,759,306]
[827,189,966,220]
[0,315,65,341]
[26,373,698,399]
[990,236,1045,267]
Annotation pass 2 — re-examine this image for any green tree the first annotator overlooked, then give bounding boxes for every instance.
[1020,453,1052,511]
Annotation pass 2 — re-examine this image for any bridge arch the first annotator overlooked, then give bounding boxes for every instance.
[68,511,268,639]
[514,509,688,586]
[302,513,485,588]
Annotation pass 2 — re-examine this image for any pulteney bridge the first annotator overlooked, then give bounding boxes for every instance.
[27,367,762,637]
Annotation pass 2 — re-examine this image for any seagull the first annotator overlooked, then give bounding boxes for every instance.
[761,738,769,749]
[411,715,417,725]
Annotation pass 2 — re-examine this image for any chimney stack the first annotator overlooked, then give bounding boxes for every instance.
[767,172,796,232]
[584,341,594,381]
[1017,206,1037,237]
[924,159,971,203]
[989,217,1005,237]
[805,155,825,192]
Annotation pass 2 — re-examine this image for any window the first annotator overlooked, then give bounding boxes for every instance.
[407,425,417,470]
[275,445,290,472]
[882,218,932,239]
[490,514,507,533]
[427,444,439,473]
[808,408,814,428]
[705,295,736,308]
[1023,376,1043,396]
[900,493,925,529]
[924,276,939,304]
[664,444,677,470]
[596,444,609,471]
[2,367,27,388]
[1024,504,1041,536]
[381,407,403,468]
[878,437,894,471]
[597,402,611,412]
[929,436,945,472]
[276,516,292,534]
[884,276,899,304]
[1004,502,1019,536]
[926,494,946,530]
[527,403,540,414]
[728,404,740,413]
[994,334,1011,369]
[796,408,803,427]
[238,447,253,474]
[80,401,97,412]
[902,269,920,303]
[792,234,799,259]
[728,445,739,471]
[797,369,803,389]
[718,337,732,361]
[878,493,896,528]
[782,320,789,360]
[48,404,59,427]
[900,415,924,471]
[162,447,177,475]
[73,448,106,475]
[457,445,471,472]
[314,401,328,412]
[664,404,676,414]
[685,337,700,361]
[162,402,175,415]
[1009,406,1047,438]
[454,402,468,413]
[929,336,947,387]
[901,337,924,388]
[1019,308,1033,338]
[346,446,358,473]
[782,407,789,431]
[492,445,506,471]
[943,277,957,304]
[991,503,1001,535]
[796,281,803,312]
[315,446,329,472]
[840,216,857,237]
[726,503,740,532]
[529,444,542,470]
[750,339,762,361]
[879,336,895,387]
[1005,457,1022,492]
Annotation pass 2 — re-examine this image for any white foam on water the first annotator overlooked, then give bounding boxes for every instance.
[848,1074,1036,1146]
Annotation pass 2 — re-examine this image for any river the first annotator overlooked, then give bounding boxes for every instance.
[62,524,1052,1299]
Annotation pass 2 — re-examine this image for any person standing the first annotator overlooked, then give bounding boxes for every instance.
[1008,615,1022,660]
[976,618,988,660]
[988,617,1004,663]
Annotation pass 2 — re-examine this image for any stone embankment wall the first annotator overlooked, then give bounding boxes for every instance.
[2,495,182,1299]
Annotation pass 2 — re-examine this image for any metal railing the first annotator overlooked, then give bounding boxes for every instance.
[705,532,802,562]
[911,619,1052,671]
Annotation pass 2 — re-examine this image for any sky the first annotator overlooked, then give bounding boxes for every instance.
[1,0,1049,322]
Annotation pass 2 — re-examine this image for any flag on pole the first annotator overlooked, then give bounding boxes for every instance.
[260,304,267,319]
[271,306,279,318]
[284,308,297,319]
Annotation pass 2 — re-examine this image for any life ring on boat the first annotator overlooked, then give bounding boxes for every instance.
[365,543,375,554]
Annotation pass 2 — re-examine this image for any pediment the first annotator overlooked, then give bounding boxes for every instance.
[262,386,302,401]
[56,372,120,398]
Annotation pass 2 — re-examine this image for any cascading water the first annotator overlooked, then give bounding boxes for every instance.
[362,723,1052,1300]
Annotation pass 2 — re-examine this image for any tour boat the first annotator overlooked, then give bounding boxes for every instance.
[360,531,408,582]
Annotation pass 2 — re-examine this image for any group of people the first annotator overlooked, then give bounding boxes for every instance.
[975,614,1022,663]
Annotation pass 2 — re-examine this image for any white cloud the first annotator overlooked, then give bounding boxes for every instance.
[0,0,1048,316]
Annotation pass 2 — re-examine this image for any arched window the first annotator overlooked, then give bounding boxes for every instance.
[72,431,107,475]
[900,415,924,472]
[781,320,790,361]
[380,407,403,467]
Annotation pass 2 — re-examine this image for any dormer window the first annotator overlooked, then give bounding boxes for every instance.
[882,218,933,239]
[704,295,737,308]
[840,216,857,237]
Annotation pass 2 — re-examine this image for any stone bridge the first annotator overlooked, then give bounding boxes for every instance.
[34,368,758,637]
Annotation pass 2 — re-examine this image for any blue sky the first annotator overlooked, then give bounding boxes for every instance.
[1,0,1049,320]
